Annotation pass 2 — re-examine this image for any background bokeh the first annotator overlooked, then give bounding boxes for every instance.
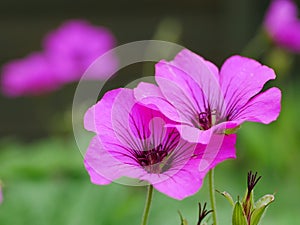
[1,0,300,224]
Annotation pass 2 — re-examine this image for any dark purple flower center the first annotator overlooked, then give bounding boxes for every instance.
[135,144,171,174]
[197,112,212,130]
[193,109,223,130]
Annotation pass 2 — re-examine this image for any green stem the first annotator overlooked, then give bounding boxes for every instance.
[209,169,218,225]
[141,184,154,225]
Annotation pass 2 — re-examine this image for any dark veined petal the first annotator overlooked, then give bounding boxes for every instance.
[170,49,222,110]
[155,61,207,125]
[220,55,277,119]
[84,136,147,185]
[229,87,281,124]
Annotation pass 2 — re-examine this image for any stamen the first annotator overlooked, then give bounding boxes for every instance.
[194,108,224,130]
[135,138,176,174]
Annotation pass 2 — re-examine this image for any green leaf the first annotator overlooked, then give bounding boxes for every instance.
[232,202,247,225]
[251,194,275,225]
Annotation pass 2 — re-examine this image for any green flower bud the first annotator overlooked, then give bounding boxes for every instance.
[220,171,274,225]
[232,202,248,225]
[250,194,275,225]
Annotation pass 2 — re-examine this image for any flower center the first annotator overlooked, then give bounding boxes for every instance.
[194,109,221,130]
[198,112,212,130]
[136,144,171,174]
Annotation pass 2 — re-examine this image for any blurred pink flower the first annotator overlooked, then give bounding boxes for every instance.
[1,53,62,96]
[84,88,236,200]
[264,0,300,52]
[135,49,281,144]
[43,20,117,82]
[1,19,117,97]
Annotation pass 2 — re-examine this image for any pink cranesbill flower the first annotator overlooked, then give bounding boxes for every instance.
[264,0,300,52]
[43,19,117,82]
[135,49,281,144]
[1,53,62,97]
[84,88,236,200]
[1,19,117,97]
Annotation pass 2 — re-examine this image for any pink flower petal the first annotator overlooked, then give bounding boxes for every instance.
[170,124,214,144]
[170,49,222,110]
[152,168,203,200]
[155,61,208,125]
[171,49,219,79]
[134,82,181,122]
[144,140,203,199]
[84,88,122,134]
[230,87,282,124]
[220,55,276,117]
[196,134,236,173]
[84,136,146,185]
[153,134,236,200]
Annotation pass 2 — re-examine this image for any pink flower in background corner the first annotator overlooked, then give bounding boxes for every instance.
[43,19,117,82]
[135,49,282,144]
[264,0,300,52]
[83,88,236,200]
[1,19,117,97]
